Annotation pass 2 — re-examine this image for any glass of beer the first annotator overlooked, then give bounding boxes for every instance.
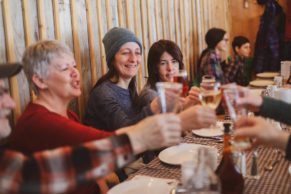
[173,69,189,97]
[199,81,222,110]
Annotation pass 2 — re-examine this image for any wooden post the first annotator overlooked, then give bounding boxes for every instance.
[52,0,61,40]
[161,0,166,38]
[22,0,37,101]
[179,0,185,69]
[154,0,161,40]
[167,0,173,41]
[70,0,84,117]
[85,0,98,86]
[125,0,131,30]
[174,0,180,46]
[37,0,47,39]
[105,0,112,29]
[117,0,124,27]
[140,0,148,77]
[146,0,153,44]
[133,0,143,91]
[96,0,107,75]
[2,0,21,121]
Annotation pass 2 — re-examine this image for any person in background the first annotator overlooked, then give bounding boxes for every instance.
[138,39,200,110]
[0,63,184,194]
[234,86,291,161]
[223,36,252,86]
[198,28,228,84]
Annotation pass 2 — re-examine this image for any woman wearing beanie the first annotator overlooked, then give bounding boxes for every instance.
[84,27,160,132]
[198,28,228,84]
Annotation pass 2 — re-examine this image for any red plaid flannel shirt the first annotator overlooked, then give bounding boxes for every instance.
[0,134,133,194]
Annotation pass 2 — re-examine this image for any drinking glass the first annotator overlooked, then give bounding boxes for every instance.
[156,82,182,113]
[223,86,251,151]
[199,82,222,110]
[173,69,189,97]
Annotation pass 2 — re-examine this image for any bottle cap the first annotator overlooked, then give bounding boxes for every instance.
[223,122,231,133]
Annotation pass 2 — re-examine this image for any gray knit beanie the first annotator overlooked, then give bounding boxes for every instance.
[102,27,142,69]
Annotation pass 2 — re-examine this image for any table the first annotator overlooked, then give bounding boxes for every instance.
[129,133,291,194]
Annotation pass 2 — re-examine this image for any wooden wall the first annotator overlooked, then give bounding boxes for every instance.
[0,0,230,121]
[229,0,287,55]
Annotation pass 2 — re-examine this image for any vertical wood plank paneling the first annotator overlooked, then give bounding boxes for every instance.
[37,0,47,39]
[52,0,61,40]
[2,0,21,120]
[133,0,143,91]
[70,0,84,117]
[105,0,112,29]
[97,0,107,74]
[85,0,98,86]
[117,0,124,27]
[154,0,160,40]
[140,0,148,76]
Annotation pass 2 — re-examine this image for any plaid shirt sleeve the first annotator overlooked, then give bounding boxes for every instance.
[224,59,240,83]
[0,134,134,194]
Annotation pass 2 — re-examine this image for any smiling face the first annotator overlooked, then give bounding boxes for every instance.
[0,80,15,139]
[113,42,141,81]
[158,52,180,82]
[235,42,251,58]
[41,53,81,101]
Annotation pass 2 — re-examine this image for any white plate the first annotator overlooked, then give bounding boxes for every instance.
[108,175,176,194]
[192,128,223,137]
[256,72,279,78]
[249,80,274,87]
[158,143,209,165]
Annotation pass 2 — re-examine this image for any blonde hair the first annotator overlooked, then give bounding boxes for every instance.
[22,40,73,95]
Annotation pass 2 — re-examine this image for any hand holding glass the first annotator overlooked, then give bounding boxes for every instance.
[156,82,182,113]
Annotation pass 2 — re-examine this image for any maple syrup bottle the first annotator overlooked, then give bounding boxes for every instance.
[215,123,244,194]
